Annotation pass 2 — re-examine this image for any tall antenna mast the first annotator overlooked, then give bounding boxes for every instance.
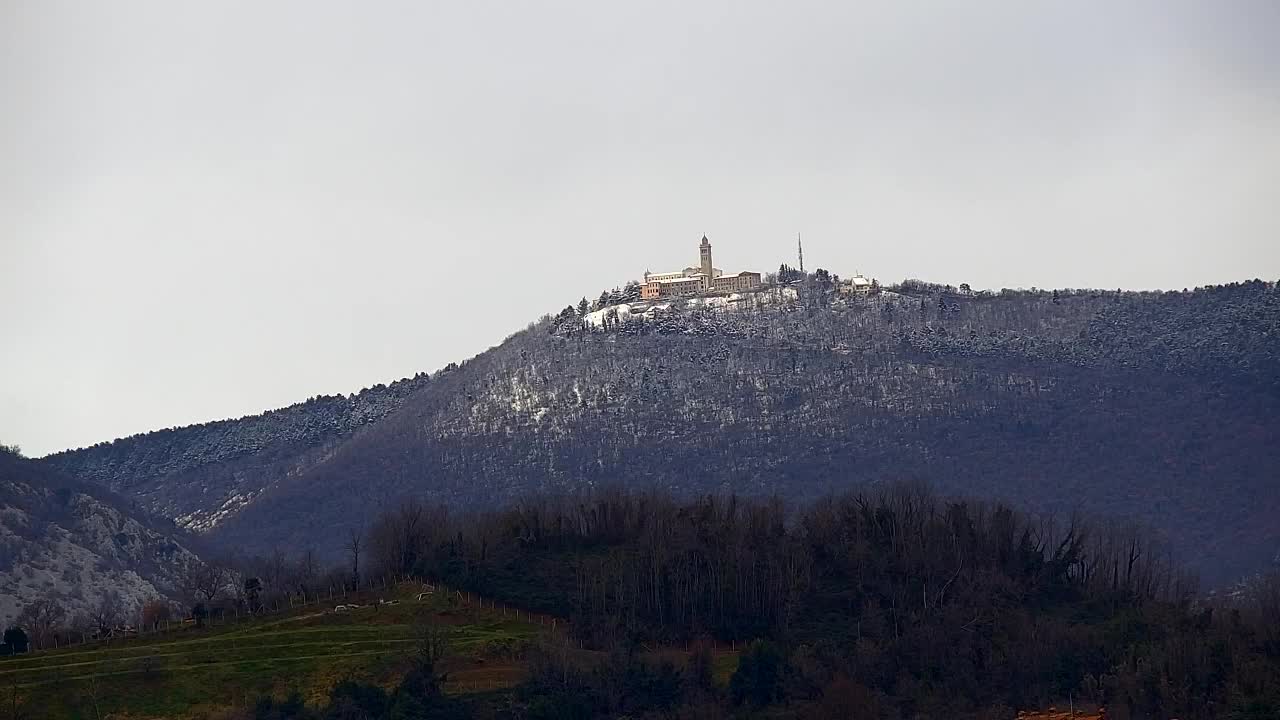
[797,232,805,274]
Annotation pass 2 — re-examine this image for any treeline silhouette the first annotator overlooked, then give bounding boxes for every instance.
[349,487,1280,719]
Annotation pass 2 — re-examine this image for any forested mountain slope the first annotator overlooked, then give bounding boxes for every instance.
[197,280,1279,586]
[43,374,430,531]
[0,449,201,627]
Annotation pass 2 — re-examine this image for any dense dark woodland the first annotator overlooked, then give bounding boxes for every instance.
[288,487,1280,719]
[44,279,1280,587]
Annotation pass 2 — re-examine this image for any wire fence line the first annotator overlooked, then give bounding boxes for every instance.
[2,574,573,659]
[5,576,743,662]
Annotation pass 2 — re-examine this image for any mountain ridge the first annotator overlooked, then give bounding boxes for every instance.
[41,373,432,531]
[42,279,1280,586]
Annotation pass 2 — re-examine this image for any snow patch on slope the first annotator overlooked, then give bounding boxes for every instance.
[583,287,800,329]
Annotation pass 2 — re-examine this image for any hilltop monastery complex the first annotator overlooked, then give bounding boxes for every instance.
[640,236,763,300]
[639,235,873,300]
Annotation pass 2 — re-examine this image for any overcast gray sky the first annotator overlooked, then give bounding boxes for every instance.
[2,1,1278,457]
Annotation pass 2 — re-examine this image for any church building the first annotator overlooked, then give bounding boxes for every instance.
[640,236,763,300]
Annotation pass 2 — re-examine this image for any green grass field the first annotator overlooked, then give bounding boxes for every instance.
[0,585,546,719]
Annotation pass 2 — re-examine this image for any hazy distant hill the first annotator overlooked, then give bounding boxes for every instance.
[0,449,201,627]
[46,280,1280,586]
[42,374,431,531]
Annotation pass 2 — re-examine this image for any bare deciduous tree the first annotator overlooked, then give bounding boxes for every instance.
[180,562,232,609]
[15,599,65,648]
[345,526,363,590]
[139,599,171,630]
[89,592,124,639]
[297,547,319,594]
[370,498,441,577]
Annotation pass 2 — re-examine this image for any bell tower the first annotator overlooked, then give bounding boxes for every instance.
[699,235,713,290]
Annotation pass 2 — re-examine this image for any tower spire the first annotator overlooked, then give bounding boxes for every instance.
[699,234,714,291]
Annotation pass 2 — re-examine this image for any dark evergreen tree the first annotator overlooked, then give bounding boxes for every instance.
[1,627,29,655]
[731,639,786,706]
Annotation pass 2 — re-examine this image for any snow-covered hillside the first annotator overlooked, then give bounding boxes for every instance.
[44,373,431,532]
[36,280,1280,587]
[582,286,801,329]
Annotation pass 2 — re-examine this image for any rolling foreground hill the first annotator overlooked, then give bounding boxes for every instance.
[0,582,548,719]
[0,449,201,627]
[44,280,1280,585]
